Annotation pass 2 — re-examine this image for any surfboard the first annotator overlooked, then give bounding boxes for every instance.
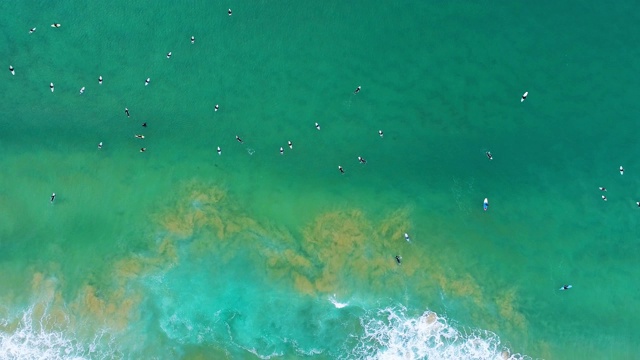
[559,285,572,290]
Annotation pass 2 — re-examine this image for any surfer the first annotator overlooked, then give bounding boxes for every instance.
[50,193,56,203]
[620,166,624,175]
[521,91,528,102]
[599,187,607,192]
[358,156,367,164]
[191,36,195,44]
[140,147,146,152]
[51,23,61,28]
[142,122,147,127]
[79,87,85,94]
[486,151,493,160]
[98,142,103,149]
[602,195,607,201]
[9,65,14,75]
[483,198,489,211]
[315,122,320,130]
[166,52,172,59]
[404,233,410,242]
[354,86,361,94]
[125,108,130,117]
[280,147,284,155]
[338,166,344,174]
[395,255,402,264]
[636,201,640,208]
[217,146,221,155]
[50,83,54,92]
[560,285,572,290]
[145,78,150,86]
[236,135,243,144]
[228,9,232,16]
[29,27,36,34]
[215,104,219,112]
[288,141,293,149]
[98,76,103,85]
[135,134,144,139]
[379,130,384,138]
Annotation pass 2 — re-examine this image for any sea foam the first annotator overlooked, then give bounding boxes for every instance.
[346,305,531,360]
[0,305,119,360]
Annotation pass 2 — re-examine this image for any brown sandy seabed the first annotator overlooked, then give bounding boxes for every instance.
[0,179,546,358]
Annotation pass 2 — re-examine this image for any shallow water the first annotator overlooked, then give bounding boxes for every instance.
[1,1,639,359]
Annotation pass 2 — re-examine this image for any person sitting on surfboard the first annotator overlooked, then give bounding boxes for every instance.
[560,285,572,290]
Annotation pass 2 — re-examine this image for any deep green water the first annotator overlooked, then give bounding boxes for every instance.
[1,1,639,359]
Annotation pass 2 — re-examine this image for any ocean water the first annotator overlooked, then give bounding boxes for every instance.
[1,1,639,359]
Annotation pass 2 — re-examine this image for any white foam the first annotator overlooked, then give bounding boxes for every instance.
[329,294,349,309]
[347,305,531,360]
[0,305,118,360]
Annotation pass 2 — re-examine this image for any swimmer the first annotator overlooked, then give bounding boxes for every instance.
[620,166,624,175]
[29,27,36,34]
[135,134,144,139]
[50,192,56,203]
[404,233,410,242]
[51,23,61,28]
[559,285,572,291]
[79,86,85,94]
[395,255,402,264]
[217,146,221,155]
[142,122,147,127]
[98,75,103,85]
[228,8,232,16]
[236,135,243,144]
[98,142,103,149]
[50,83,54,92]
[602,195,607,201]
[191,36,195,44]
[338,165,344,174]
[166,51,172,59]
[354,86,361,94]
[215,104,219,112]
[288,140,292,149]
[315,122,320,130]
[358,156,367,164]
[379,130,383,138]
[125,108,130,117]
[521,91,528,102]
[9,65,14,75]
[280,147,284,155]
[140,147,146,152]
[486,151,493,160]
[145,78,150,86]
[483,198,489,211]
[599,187,607,192]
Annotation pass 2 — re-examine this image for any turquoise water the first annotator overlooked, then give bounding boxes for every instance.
[1,1,639,359]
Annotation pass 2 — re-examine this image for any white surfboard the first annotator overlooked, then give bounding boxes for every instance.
[559,285,572,290]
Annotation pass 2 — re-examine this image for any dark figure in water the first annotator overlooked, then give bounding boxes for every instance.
[395,255,402,264]
[125,108,130,117]
[354,86,361,94]
[142,122,147,127]
[338,166,344,174]
[236,136,243,144]
[50,192,56,203]
[486,151,493,160]
[358,156,367,164]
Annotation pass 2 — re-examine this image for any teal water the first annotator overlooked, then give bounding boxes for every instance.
[1,1,639,359]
